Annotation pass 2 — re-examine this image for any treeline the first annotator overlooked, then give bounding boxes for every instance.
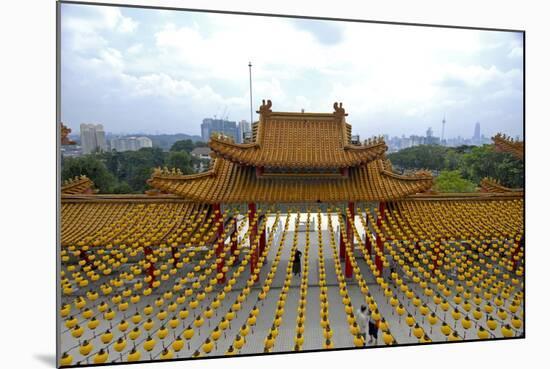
[387,144,524,192]
[62,141,523,194]
[146,134,202,150]
[61,140,208,193]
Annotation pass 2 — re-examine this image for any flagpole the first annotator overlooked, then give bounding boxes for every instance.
[248,61,253,125]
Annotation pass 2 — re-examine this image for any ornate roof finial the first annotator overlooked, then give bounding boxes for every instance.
[61,123,76,145]
[333,102,347,117]
[257,99,272,115]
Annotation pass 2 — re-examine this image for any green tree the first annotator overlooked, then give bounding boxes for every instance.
[62,143,214,194]
[443,149,461,171]
[453,145,475,154]
[111,181,133,194]
[167,151,194,174]
[170,139,195,153]
[102,150,124,179]
[126,166,154,192]
[388,143,523,189]
[387,145,447,171]
[61,155,117,193]
[118,148,165,193]
[460,145,524,188]
[434,170,476,193]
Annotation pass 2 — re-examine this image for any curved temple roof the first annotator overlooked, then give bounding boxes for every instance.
[209,101,388,169]
[61,175,95,195]
[148,156,434,204]
[479,177,524,194]
[492,133,524,160]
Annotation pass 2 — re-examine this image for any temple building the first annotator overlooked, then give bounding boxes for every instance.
[148,101,433,204]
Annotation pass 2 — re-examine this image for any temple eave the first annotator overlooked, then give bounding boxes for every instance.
[479,177,524,194]
[147,157,434,204]
[209,140,388,169]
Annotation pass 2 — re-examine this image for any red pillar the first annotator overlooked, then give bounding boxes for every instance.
[79,250,93,268]
[364,212,372,255]
[259,217,266,256]
[347,202,355,249]
[377,202,385,228]
[375,202,386,274]
[230,220,238,256]
[249,203,258,282]
[511,237,521,271]
[365,233,372,255]
[345,202,354,278]
[170,246,178,267]
[144,246,155,288]
[339,226,346,260]
[213,203,225,284]
[375,232,383,274]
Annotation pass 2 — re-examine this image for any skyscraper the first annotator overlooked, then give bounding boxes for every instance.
[110,136,153,152]
[136,136,153,149]
[201,118,238,142]
[80,123,108,154]
[441,115,446,144]
[473,122,481,144]
[237,120,251,143]
[426,127,433,138]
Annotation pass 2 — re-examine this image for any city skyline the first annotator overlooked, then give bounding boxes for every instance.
[61,4,524,140]
[67,119,502,156]
[68,119,508,143]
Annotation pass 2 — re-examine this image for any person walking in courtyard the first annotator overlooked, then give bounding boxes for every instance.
[356,305,368,344]
[292,249,302,277]
[367,310,379,344]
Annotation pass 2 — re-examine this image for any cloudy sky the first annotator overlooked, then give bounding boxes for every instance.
[61,3,523,140]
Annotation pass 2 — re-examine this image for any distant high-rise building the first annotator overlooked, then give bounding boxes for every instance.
[201,118,238,142]
[426,127,433,138]
[424,127,440,145]
[136,136,153,149]
[237,120,251,143]
[110,136,153,152]
[473,122,481,144]
[441,115,446,144]
[80,123,108,154]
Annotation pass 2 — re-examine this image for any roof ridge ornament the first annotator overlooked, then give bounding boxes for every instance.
[333,102,348,117]
[61,123,76,145]
[364,135,386,147]
[492,132,523,160]
[257,99,272,115]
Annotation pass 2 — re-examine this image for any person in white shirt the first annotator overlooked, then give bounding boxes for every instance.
[356,305,368,344]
